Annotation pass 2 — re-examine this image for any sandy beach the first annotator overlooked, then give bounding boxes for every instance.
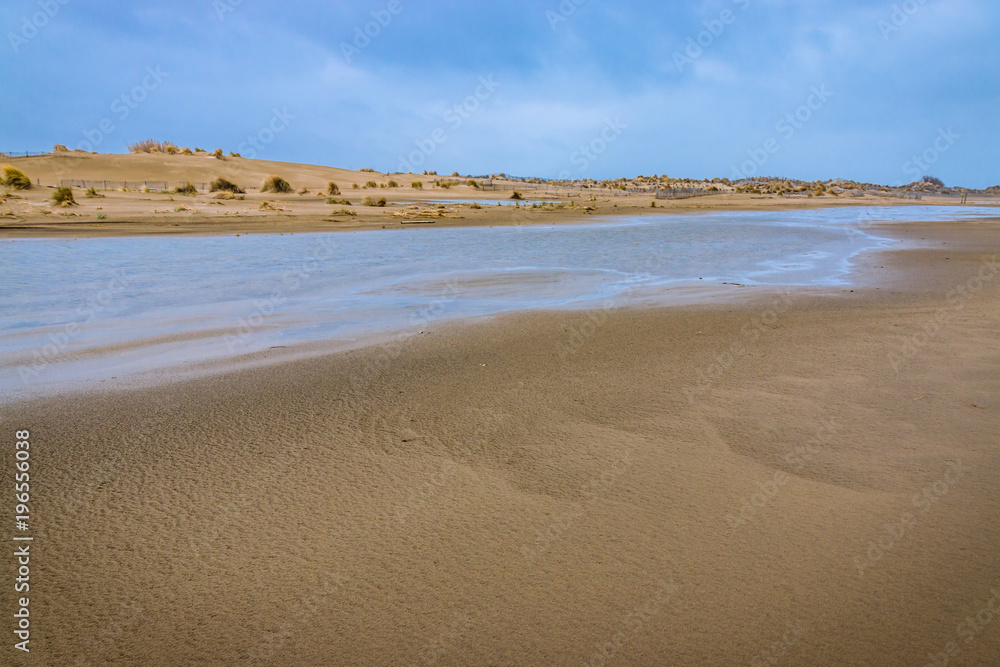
[5,217,998,665]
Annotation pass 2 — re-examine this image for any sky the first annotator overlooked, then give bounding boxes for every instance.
[1,0,998,187]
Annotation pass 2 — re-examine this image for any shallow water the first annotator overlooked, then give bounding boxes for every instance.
[1,206,995,397]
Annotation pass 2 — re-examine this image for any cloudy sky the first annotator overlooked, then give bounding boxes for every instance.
[2,0,997,186]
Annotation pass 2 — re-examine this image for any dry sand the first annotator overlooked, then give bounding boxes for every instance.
[1,152,987,238]
[4,219,999,665]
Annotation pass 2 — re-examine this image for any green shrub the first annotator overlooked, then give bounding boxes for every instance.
[362,196,387,207]
[2,165,31,190]
[261,175,292,193]
[326,182,341,195]
[174,181,198,195]
[51,186,76,205]
[210,177,244,194]
[97,213,107,220]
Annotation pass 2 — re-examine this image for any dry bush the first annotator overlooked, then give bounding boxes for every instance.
[210,177,244,194]
[326,182,340,195]
[85,187,104,198]
[411,181,423,189]
[52,144,69,152]
[261,176,292,193]
[128,139,174,154]
[51,186,76,206]
[213,148,225,160]
[174,182,198,195]
[327,197,351,205]
[1,165,31,190]
[330,208,357,216]
[362,196,387,207]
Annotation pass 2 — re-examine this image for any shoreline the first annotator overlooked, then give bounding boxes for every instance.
[2,186,996,238]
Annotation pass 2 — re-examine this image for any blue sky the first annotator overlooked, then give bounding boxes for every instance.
[2,0,998,187]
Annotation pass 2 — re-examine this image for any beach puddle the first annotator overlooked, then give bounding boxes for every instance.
[2,206,996,397]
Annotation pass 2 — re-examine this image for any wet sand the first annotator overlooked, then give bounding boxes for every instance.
[5,220,1000,665]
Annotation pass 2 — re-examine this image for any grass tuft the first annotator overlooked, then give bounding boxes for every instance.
[362,196,387,207]
[51,186,76,206]
[261,175,292,193]
[174,181,198,195]
[2,165,32,190]
[210,177,244,194]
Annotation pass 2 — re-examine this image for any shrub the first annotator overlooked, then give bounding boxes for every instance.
[194,147,207,153]
[52,144,69,152]
[97,213,107,220]
[451,171,460,177]
[51,186,76,206]
[330,208,358,216]
[411,181,423,189]
[510,191,523,200]
[229,151,241,158]
[326,182,341,195]
[387,180,399,188]
[298,187,310,195]
[85,187,104,198]
[213,148,224,160]
[2,165,31,190]
[214,192,244,200]
[261,175,292,193]
[174,181,198,195]
[210,177,244,194]
[364,180,378,189]
[327,197,351,205]
[469,202,482,209]
[362,196,387,207]
[181,147,194,155]
[128,139,174,153]
[466,179,479,189]
[922,175,945,187]
[165,144,179,154]
[259,200,284,211]
[360,168,377,173]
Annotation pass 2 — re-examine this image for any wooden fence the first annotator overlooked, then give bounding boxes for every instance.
[59,180,212,191]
